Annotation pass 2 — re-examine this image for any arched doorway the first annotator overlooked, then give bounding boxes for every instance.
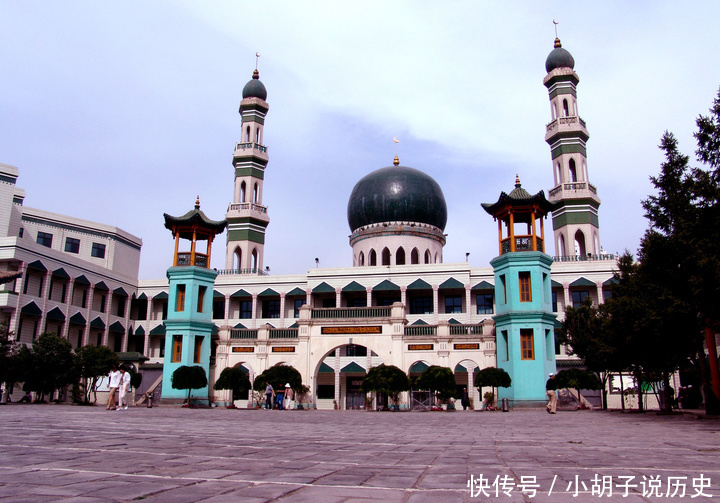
[313,343,383,410]
[408,360,432,410]
[454,360,480,410]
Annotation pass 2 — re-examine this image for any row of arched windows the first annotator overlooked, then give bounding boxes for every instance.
[245,124,261,144]
[551,97,578,120]
[554,157,588,185]
[356,247,439,266]
[239,181,259,204]
[232,247,258,271]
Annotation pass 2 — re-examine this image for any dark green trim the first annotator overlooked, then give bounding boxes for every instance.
[241,115,265,125]
[342,281,366,293]
[553,198,601,209]
[231,289,251,298]
[552,211,600,228]
[439,277,464,289]
[548,87,577,99]
[547,130,589,146]
[407,278,432,290]
[286,287,306,296]
[544,73,579,89]
[373,279,400,292]
[149,324,165,335]
[227,229,265,244]
[312,282,335,294]
[233,155,268,167]
[471,280,494,291]
[234,167,265,179]
[570,277,595,288]
[550,143,587,159]
[258,288,279,297]
[341,361,366,373]
[409,361,429,373]
[240,103,268,114]
[227,216,270,226]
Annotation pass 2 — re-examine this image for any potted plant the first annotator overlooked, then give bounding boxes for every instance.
[474,367,512,411]
[484,391,495,410]
[416,366,457,411]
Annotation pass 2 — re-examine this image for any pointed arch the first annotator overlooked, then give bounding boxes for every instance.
[233,248,242,270]
[396,247,406,265]
[253,183,259,204]
[574,230,587,257]
[555,162,562,184]
[369,249,377,266]
[255,127,260,143]
[569,158,577,182]
[594,232,600,256]
[251,248,258,271]
[562,98,569,116]
[381,247,391,266]
[434,252,439,264]
[240,181,247,202]
[424,249,431,264]
[245,125,251,142]
[411,248,419,264]
[358,251,365,266]
[552,102,558,119]
[558,234,566,257]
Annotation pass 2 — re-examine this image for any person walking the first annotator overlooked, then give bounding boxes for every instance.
[546,373,557,414]
[461,388,470,410]
[106,365,121,410]
[117,367,131,410]
[265,383,275,410]
[284,384,294,410]
[276,387,285,410]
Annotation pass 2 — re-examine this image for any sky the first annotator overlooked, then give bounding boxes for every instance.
[2,2,719,279]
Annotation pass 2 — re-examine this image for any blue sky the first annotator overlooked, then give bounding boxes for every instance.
[2,2,719,278]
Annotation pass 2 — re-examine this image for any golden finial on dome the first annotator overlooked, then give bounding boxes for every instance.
[393,155,400,166]
[554,38,562,48]
[515,174,521,187]
[195,195,200,209]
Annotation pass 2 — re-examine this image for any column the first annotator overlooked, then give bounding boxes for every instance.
[335,288,341,309]
[39,270,52,335]
[144,333,151,358]
[82,283,92,347]
[366,287,372,308]
[224,294,231,322]
[432,286,439,324]
[400,287,407,313]
[596,281,604,305]
[334,350,341,410]
[279,294,286,324]
[465,284,472,323]
[251,294,258,326]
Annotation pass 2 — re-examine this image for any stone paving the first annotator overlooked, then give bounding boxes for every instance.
[0,405,719,502]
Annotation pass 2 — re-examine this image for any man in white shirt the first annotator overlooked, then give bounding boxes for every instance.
[106,365,121,410]
[117,367,131,410]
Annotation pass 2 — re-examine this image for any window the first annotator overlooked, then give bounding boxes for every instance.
[369,249,377,266]
[161,301,168,320]
[19,228,24,238]
[572,290,589,308]
[194,336,203,363]
[91,242,106,258]
[347,297,366,308]
[396,248,405,265]
[444,295,462,314]
[317,384,335,399]
[500,275,507,304]
[61,284,67,303]
[99,295,106,313]
[603,289,612,301]
[262,299,280,318]
[48,279,54,300]
[322,298,336,308]
[520,329,534,360]
[176,284,186,312]
[293,298,306,318]
[501,330,509,361]
[519,272,532,302]
[65,237,80,254]
[116,296,125,316]
[37,232,53,248]
[240,300,252,319]
[197,286,207,313]
[81,289,87,308]
[172,335,182,362]
[551,291,558,312]
[345,344,367,357]
[410,296,433,315]
[476,294,494,315]
[213,299,224,319]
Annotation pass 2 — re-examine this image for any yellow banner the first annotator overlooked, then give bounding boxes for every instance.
[321,326,382,334]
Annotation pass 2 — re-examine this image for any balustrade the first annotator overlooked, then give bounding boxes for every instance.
[311,306,391,319]
[235,142,268,153]
[230,329,258,339]
[176,252,208,268]
[269,328,298,339]
[404,325,437,336]
[228,202,268,213]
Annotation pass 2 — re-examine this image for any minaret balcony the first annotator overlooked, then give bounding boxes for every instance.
[228,202,268,214]
[545,115,589,142]
[501,235,544,254]
[548,182,598,200]
[176,252,208,268]
[234,142,268,154]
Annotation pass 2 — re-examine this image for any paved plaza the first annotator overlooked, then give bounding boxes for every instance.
[0,405,719,502]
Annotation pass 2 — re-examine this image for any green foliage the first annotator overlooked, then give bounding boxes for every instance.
[21,333,76,401]
[253,364,302,393]
[473,367,511,390]
[171,365,208,401]
[416,365,456,402]
[130,370,143,389]
[0,323,21,386]
[554,369,602,393]
[360,364,410,404]
[75,345,117,403]
[214,366,251,400]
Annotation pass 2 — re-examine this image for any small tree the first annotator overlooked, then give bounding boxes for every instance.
[171,365,208,402]
[253,364,302,394]
[474,367,512,408]
[21,333,76,402]
[417,366,456,405]
[554,368,602,407]
[214,366,251,402]
[75,345,117,404]
[0,323,21,396]
[361,364,410,407]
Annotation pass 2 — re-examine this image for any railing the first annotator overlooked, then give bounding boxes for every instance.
[230,329,258,339]
[228,202,268,214]
[501,236,541,254]
[235,142,268,153]
[549,185,562,197]
[216,268,269,276]
[311,306,391,319]
[565,182,586,191]
[588,183,597,194]
[176,252,208,268]
[449,324,484,336]
[546,116,586,132]
[269,328,298,339]
[405,325,437,336]
[553,254,618,262]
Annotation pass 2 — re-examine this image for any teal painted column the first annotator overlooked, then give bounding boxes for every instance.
[492,251,557,405]
[161,265,218,401]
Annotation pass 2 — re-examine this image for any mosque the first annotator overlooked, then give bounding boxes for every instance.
[0,38,619,409]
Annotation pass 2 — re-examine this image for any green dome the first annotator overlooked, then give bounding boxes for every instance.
[242,69,267,100]
[545,38,575,73]
[347,165,447,232]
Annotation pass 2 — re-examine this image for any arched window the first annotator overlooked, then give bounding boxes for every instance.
[245,126,251,142]
[358,251,364,266]
[369,249,377,266]
[396,247,405,265]
[569,159,577,182]
[562,99,569,117]
[240,181,246,202]
[552,102,557,119]
[255,127,260,143]
[424,250,431,264]
[434,252,439,264]
[558,234,566,257]
[411,248,419,264]
[253,183,259,204]
[574,230,587,257]
[555,162,562,184]
[381,247,391,266]
[251,249,258,271]
[233,248,241,270]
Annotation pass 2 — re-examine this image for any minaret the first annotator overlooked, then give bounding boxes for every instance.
[482,177,557,406]
[225,67,271,274]
[161,198,227,403]
[543,38,602,258]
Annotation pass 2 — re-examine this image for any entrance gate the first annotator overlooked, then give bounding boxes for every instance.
[346,377,365,410]
[410,391,432,411]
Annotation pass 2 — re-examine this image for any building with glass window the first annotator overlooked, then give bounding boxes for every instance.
[0,37,621,408]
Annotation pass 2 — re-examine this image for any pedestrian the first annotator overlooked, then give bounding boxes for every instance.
[284,384,294,410]
[461,388,470,410]
[546,373,557,414]
[276,387,285,410]
[117,367,131,410]
[265,383,275,410]
[106,364,121,410]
